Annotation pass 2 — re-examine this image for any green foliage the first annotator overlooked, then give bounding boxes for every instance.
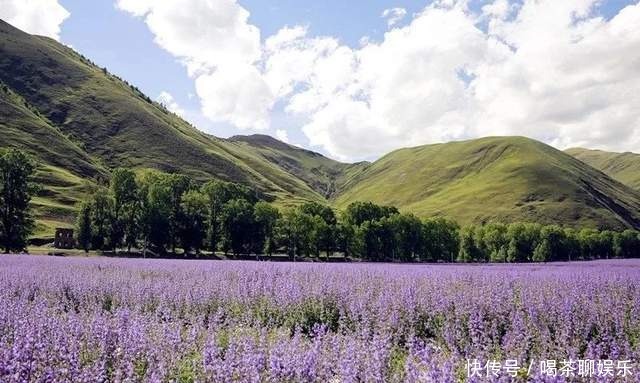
[221,199,255,255]
[253,202,280,256]
[180,190,208,254]
[75,200,92,253]
[0,149,36,252]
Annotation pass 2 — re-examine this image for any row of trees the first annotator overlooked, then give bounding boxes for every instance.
[1,149,639,262]
[76,169,640,262]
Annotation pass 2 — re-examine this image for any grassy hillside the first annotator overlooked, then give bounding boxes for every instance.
[334,137,640,229]
[566,148,640,191]
[2,20,640,237]
[0,19,329,221]
[0,82,107,238]
[230,134,369,198]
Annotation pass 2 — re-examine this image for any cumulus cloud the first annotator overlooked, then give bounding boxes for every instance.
[119,0,640,160]
[0,0,69,40]
[116,0,271,130]
[275,129,289,143]
[381,7,407,27]
[156,91,185,117]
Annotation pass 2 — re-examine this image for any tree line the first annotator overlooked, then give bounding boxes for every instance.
[1,149,639,262]
[74,168,640,262]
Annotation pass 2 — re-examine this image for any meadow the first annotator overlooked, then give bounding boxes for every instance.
[1,255,639,382]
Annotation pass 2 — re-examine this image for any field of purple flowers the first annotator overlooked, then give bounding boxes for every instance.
[0,255,639,382]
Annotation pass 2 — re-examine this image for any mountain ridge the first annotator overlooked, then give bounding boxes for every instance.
[1,19,640,238]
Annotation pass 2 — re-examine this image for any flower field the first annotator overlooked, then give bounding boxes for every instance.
[0,255,639,382]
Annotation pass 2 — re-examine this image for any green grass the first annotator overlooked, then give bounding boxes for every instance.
[2,19,640,240]
[566,147,640,191]
[334,137,640,229]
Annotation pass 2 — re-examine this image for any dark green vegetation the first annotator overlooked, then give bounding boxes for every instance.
[566,147,640,191]
[0,149,37,252]
[2,19,640,242]
[75,171,640,263]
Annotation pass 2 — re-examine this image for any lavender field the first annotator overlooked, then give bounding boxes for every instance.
[1,255,639,382]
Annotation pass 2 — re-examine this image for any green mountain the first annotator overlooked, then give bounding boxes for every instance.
[229,134,368,199]
[566,148,640,191]
[0,19,338,238]
[334,137,640,230]
[1,19,640,238]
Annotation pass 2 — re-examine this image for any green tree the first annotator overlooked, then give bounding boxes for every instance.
[254,202,280,256]
[614,230,640,258]
[202,180,255,252]
[390,213,423,262]
[110,168,139,251]
[506,223,541,262]
[90,192,114,251]
[0,149,36,253]
[421,218,459,262]
[180,190,208,254]
[75,200,92,253]
[221,199,255,256]
[482,223,508,262]
[139,175,171,255]
[458,226,482,262]
[165,174,192,253]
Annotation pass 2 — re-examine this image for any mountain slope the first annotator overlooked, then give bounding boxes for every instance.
[0,81,108,238]
[0,19,327,206]
[566,148,640,191]
[334,137,640,229]
[230,134,369,198]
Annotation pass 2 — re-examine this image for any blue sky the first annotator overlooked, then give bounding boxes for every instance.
[2,0,640,160]
[57,0,429,147]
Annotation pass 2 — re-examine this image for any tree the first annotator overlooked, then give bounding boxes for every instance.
[614,230,640,258]
[110,168,139,251]
[253,202,280,257]
[139,175,172,255]
[0,150,37,253]
[278,208,317,259]
[202,180,255,252]
[506,223,541,262]
[165,174,192,253]
[300,202,337,258]
[180,190,208,254]
[458,226,482,263]
[422,218,459,262]
[90,192,114,251]
[343,201,398,227]
[390,213,423,262]
[482,223,508,262]
[221,199,255,256]
[75,200,92,253]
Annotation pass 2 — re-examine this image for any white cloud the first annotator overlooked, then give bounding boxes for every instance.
[381,7,407,27]
[0,0,69,40]
[275,129,289,143]
[156,91,185,117]
[119,0,640,160]
[116,0,270,130]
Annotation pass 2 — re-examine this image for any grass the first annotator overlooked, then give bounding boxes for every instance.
[333,136,640,229]
[2,20,640,242]
[566,147,640,190]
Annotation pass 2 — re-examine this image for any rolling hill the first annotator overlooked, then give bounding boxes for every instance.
[334,137,640,230]
[566,148,640,191]
[1,19,640,238]
[0,18,339,237]
[229,134,368,199]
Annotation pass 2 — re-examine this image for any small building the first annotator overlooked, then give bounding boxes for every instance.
[54,228,75,249]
